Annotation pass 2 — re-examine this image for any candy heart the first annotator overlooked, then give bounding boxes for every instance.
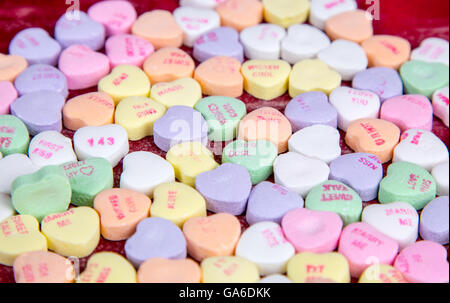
[201,256,260,283]
[432,86,449,127]
[274,152,330,198]
[196,163,252,215]
[180,0,226,9]
[73,124,129,167]
[9,28,61,66]
[240,24,286,60]
[419,196,449,245]
[0,54,27,82]
[379,162,437,210]
[259,274,292,283]
[115,97,166,141]
[150,78,202,108]
[13,251,75,283]
[87,0,137,36]
[262,0,310,28]
[0,215,47,266]
[94,188,151,241]
[63,92,115,131]
[281,24,331,64]
[195,96,246,142]
[125,217,187,267]
[0,193,14,222]
[325,9,373,44]
[287,252,350,283]
[62,158,113,207]
[345,118,401,163]
[432,162,449,196]
[411,37,449,66]
[0,115,29,156]
[0,154,37,194]
[289,59,342,97]
[394,240,449,283]
[329,87,381,131]
[400,60,449,98]
[289,125,341,164]
[0,81,17,115]
[309,0,357,30]
[393,129,449,171]
[235,221,295,276]
[241,60,291,100]
[105,34,154,68]
[216,0,263,32]
[358,264,407,283]
[362,35,411,70]
[352,67,403,103]
[28,131,77,168]
[131,10,183,50]
[329,153,383,202]
[194,56,243,97]
[77,252,136,283]
[151,182,206,227]
[193,27,244,63]
[362,202,419,249]
[137,258,201,283]
[54,11,105,51]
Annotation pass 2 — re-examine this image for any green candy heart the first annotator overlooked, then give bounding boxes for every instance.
[61,158,113,207]
[194,96,246,142]
[0,115,30,156]
[222,140,278,185]
[400,60,449,98]
[379,162,437,210]
[305,180,363,225]
[11,165,71,222]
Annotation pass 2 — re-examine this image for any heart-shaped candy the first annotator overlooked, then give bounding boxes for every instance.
[180,0,226,9]
[201,256,260,283]
[240,24,286,60]
[262,0,310,28]
[0,81,17,115]
[420,196,449,245]
[325,9,373,44]
[193,27,243,63]
[432,86,449,127]
[411,37,449,66]
[0,54,27,82]
[0,154,37,194]
[138,258,201,283]
[0,115,29,156]
[0,193,14,223]
[358,264,407,283]
[216,0,263,32]
[432,162,449,196]
[28,131,77,168]
[87,0,137,36]
[309,0,357,30]
[105,34,154,68]
[362,35,411,70]
[150,78,202,109]
[352,67,403,103]
[259,274,292,283]
[77,252,136,283]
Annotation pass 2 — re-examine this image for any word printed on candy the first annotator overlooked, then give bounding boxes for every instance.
[62,158,113,207]
[9,28,61,66]
[132,10,183,50]
[152,182,206,227]
[262,0,310,28]
[94,188,151,241]
[362,35,411,70]
[325,10,373,44]
[196,163,252,215]
[259,274,292,283]
[433,86,449,127]
[240,24,286,60]
[0,81,17,115]
[77,252,136,283]
[125,217,187,268]
[394,240,449,283]
[309,0,357,30]
[14,64,68,98]
[282,208,342,254]
[0,193,14,222]
[287,252,350,283]
[54,11,105,51]
[432,162,449,196]
[73,124,129,167]
[58,44,110,90]
[411,37,449,66]
[216,0,264,32]
[359,264,407,283]
[13,251,75,283]
[180,0,226,9]
[87,0,137,36]
[138,258,201,283]
[28,131,77,168]
[362,202,419,249]
[193,27,244,63]
[150,78,202,109]
[0,54,28,82]
[420,196,449,245]
[201,256,260,283]
[274,152,330,198]
[0,155,37,194]
[329,153,383,202]
[0,215,47,266]
[235,222,295,276]
[281,24,331,64]
[345,118,401,163]
[183,213,241,262]
[0,115,29,156]
[106,34,154,68]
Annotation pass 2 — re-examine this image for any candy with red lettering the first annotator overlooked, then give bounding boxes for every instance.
[87,0,137,36]
[201,256,260,283]
[419,196,449,245]
[150,78,202,109]
[105,34,154,68]
[0,155,37,194]
[0,81,17,115]
[193,27,244,63]
[0,193,14,222]
[309,0,357,30]
[432,86,449,127]
[411,37,449,66]
[352,67,403,103]
[240,24,286,60]
[432,161,449,196]
[362,35,411,70]
[77,252,137,283]
[28,131,77,168]
[0,115,30,156]
[358,264,407,283]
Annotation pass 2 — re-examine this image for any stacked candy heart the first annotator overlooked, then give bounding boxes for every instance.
[0,0,448,284]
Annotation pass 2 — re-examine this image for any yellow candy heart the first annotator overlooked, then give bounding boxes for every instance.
[287,252,351,283]
[150,78,202,108]
[201,256,260,283]
[77,252,137,283]
[359,264,407,283]
[262,0,310,28]
[0,215,47,266]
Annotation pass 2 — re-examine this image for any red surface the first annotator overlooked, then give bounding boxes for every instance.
[0,0,449,283]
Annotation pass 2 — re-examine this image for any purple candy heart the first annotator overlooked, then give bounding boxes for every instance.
[153,106,208,152]
[9,28,62,66]
[329,153,383,202]
[10,90,65,136]
[419,196,449,245]
[352,67,404,103]
[125,217,187,268]
[246,181,304,226]
[14,64,68,98]
[284,91,338,132]
[193,27,244,63]
[196,163,252,215]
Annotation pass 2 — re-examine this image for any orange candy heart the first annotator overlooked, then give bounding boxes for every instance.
[137,258,201,283]
[325,10,373,44]
[0,54,28,82]
[362,35,411,70]
[216,0,264,32]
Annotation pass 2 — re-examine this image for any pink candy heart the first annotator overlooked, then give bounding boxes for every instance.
[87,0,137,36]
[0,81,17,114]
[105,34,155,68]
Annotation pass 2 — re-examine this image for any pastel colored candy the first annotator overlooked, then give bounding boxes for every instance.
[150,78,202,109]
[0,81,17,114]
[419,196,449,245]
[358,264,407,283]
[105,34,154,68]
[216,0,263,32]
[201,256,260,283]
[325,10,373,44]
[94,188,151,241]
[77,252,136,283]
[309,0,357,30]
[9,28,61,66]
[432,162,449,196]
[0,115,29,156]
[411,37,449,66]
[240,24,286,60]
[432,86,449,127]
[0,215,47,266]
[379,162,437,210]
[259,274,292,283]
[262,0,310,28]
[0,193,14,223]
[87,0,137,36]
[193,27,244,63]
[0,54,28,82]
[180,0,226,9]
[362,35,411,70]
[138,258,201,283]
[28,131,77,168]
[0,154,37,194]
[352,67,404,102]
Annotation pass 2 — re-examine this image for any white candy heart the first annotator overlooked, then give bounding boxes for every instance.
[0,154,38,194]
[329,87,381,131]
[235,221,295,276]
[259,274,293,283]
[393,129,449,171]
[411,37,449,66]
[180,0,226,9]
[28,131,77,168]
[274,152,330,198]
[362,201,419,249]
[281,24,330,64]
[173,6,220,47]
[120,151,175,197]
[309,0,358,30]
[432,161,449,196]
[0,193,14,222]
[288,125,341,164]
[433,86,449,127]
[240,24,286,60]
[73,125,129,167]
[317,39,368,81]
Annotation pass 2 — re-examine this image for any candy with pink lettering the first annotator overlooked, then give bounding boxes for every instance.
[0,115,29,157]
[193,27,244,63]
[432,86,449,127]
[0,154,37,194]
[352,67,403,103]
[87,0,137,36]
[28,131,77,168]
[419,196,449,245]
[0,81,17,115]
[411,37,449,66]
[240,24,286,60]
[105,34,154,68]
[432,161,449,196]
[0,193,14,222]
[309,0,357,30]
